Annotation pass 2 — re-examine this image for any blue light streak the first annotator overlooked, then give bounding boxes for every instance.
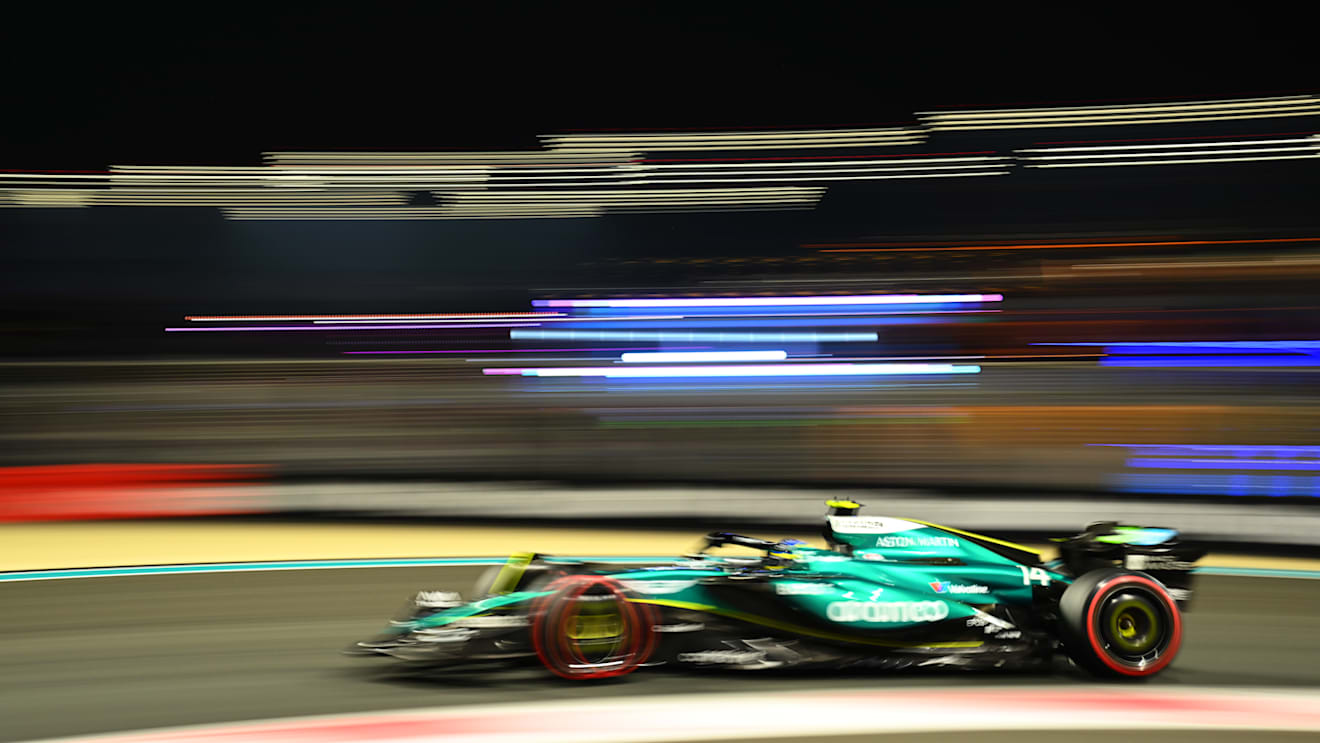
[510,330,879,342]
[1115,473,1320,497]
[1091,443,1320,457]
[620,350,787,363]
[551,317,945,330]
[1128,457,1320,471]
[1099,355,1320,368]
[1034,341,1320,348]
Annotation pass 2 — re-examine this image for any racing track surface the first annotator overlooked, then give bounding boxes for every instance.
[1,567,1318,742]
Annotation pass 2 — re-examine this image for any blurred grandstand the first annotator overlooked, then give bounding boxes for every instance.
[2,95,1319,527]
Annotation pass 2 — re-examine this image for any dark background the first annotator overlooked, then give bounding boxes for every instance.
[2,7,1317,357]
[1,5,1318,497]
[3,7,1312,167]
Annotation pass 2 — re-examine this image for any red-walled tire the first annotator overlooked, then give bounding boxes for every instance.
[531,575,657,680]
[1060,568,1183,679]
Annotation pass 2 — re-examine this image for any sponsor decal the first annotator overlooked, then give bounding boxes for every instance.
[415,591,463,607]
[454,615,528,628]
[414,626,478,642]
[1125,554,1197,571]
[966,612,1015,633]
[994,630,1022,640]
[827,516,923,535]
[929,581,990,595]
[619,579,698,595]
[652,623,705,633]
[678,649,766,664]
[1016,566,1052,586]
[774,582,834,596]
[826,600,950,623]
[874,535,960,548]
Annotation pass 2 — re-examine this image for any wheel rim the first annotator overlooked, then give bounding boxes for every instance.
[560,590,627,665]
[533,576,656,679]
[1095,587,1172,667]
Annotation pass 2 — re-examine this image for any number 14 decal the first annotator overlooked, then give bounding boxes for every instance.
[1017,566,1052,586]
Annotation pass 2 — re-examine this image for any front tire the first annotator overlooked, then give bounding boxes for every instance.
[531,575,656,680]
[1060,568,1183,678]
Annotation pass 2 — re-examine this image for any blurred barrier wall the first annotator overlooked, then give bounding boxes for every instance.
[263,482,1320,547]
[0,358,1316,541]
[3,358,1318,492]
[2,479,1315,546]
[0,464,267,521]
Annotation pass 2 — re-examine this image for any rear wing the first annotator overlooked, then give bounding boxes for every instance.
[1055,522,1206,608]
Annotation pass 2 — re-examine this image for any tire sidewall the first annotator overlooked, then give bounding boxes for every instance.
[531,575,656,680]
[1060,568,1183,678]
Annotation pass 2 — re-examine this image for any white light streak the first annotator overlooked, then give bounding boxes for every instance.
[1018,137,1320,153]
[922,95,1319,117]
[922,111,1320,130]
[596,171,1009,185]
[542,128,926,152]
[1014,134,1320,169]
[0,190,97,207]
[1024,153,1320,168]
[919,96,1320,129]
[619,350,789,363]
[509,330,879,342]
[1022,146,1318,160]
[265,151,642,166]
[443,187,823,198]
[486,363,979,378]
[639,156,1007,169]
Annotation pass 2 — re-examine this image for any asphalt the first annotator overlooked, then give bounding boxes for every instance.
[1,568,1317,742]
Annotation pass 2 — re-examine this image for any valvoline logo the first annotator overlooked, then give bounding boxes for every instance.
[930,581,990,595]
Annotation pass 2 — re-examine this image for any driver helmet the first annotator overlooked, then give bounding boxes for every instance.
[765,538,807,569]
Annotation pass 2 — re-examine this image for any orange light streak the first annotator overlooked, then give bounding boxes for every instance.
[811,237,1320,252]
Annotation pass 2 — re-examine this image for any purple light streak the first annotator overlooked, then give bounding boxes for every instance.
[534,294,1003,308]
[344,346,711,355]
[312,315,685,324]
[483,363,981,378]
[166,323,541,332]
[1128,457,1320,471]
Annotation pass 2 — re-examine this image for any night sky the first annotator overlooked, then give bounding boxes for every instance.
[4,7,1313,167]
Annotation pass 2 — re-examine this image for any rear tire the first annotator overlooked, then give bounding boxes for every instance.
[1060,568,1183,678]
[531,575,657,680]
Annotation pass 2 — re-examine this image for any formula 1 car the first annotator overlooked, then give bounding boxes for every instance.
[350,501,1204,679]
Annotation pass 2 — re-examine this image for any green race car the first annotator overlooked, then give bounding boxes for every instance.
[351,500,1203,679]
